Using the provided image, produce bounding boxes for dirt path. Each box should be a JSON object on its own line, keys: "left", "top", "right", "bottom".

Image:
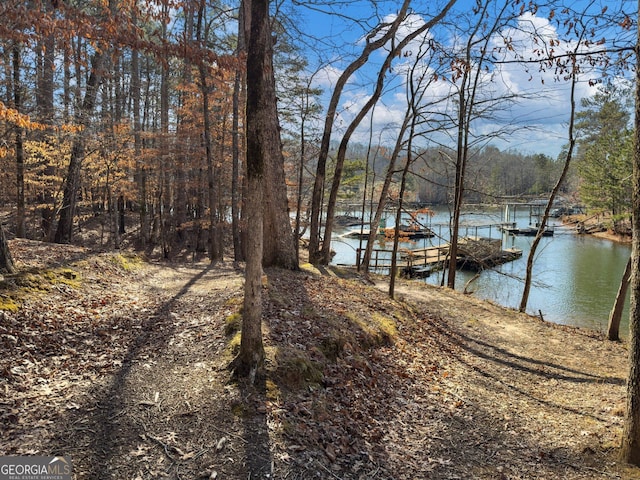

{"left": 2, "top": 240, "right": 640, "bottom": 479}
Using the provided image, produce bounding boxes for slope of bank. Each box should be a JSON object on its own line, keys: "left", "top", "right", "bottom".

{"left": 0, "top": 239, "right": 638, "bottom": 479}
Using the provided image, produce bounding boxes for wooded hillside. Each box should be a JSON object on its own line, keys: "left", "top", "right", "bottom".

{"left": 0, "top": 239, "right": 637, "bottom": 479}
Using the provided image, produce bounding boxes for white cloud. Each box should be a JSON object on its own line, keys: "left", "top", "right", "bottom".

{"left": 313, "top": 64, "right": 345, "bottom": 90}
{"left": 306, "top": 7, "right": 611, "bottom": 158}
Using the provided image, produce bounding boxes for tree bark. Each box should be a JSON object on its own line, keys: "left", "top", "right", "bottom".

{"left": 12, "top": 44, "right": 25, "bottom": 238}
{"left": 0, "top": 225, "right": 16, "bottom": 275}
{"left": 259, "top": 36, "right": 297, "bottom": 269}
{"left": 54, "top": 51, "right": 105, "bottom": 243}
{"left": 231, "top": 0, "right": 274, "bottom": 381}
{"left": 620, "top": 1, "right": 640, "bottom": 462}
{"left": 608, "top": 256, "right": 631, "bottom": 341}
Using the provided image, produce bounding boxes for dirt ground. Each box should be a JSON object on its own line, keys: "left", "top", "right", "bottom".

{"left": 1, "top": 238, "right": 639, "bottom": 479}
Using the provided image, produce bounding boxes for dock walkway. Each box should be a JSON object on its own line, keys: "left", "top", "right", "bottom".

{"left": 354, "top": 238, "right": 522, "bottom": 278}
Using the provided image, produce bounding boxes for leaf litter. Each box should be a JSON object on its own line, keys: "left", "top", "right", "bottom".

{"left": 0, "top": 238, "right": 638, "bottom": 479}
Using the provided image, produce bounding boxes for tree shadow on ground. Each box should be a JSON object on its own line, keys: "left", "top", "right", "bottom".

{"left": 50, "top": 265, "right": 214, "bottom": 478}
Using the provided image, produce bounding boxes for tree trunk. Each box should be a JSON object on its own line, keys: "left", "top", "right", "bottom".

{"left": 159, "top": 0, "right": 171, "bottom": 258}
{"left": 308, "top": 0, "right": 412, "bottom": 264}
{"left": 319, "top": 4, "right": 456, "bottom": 266}
{"left": 608, "top": 256, "right": 631, "bottom": 341}
{"left": 231, "top": 28, "right": 245, "bottom": 262}
{"left": 55, "top": 51, "right": 105, "bottom": 244}
{"left": 118, "top": 194, "right": 125, "bottom": 235}
{"left": 12, "top": 45, "right": 25, "bottom": 238}
{"left": 130, "top": 12, "right": 148, "bottom": 248}
{"left": 361, "top": 114, "right": 411, "bottom": 273}
{"left": 294, "top": 107, "right": 306, "bottom": 265}
{"left": 196, "top": 2, "right": 223, "bottom": 263}
{"left": 230, "top": 0, "right": 274, "bottom": 381}
{"left": 620, "top": 2, "right": 640, "bottom": 462}
{"left": 260, "top": 60, "right": 297, "bottom": 268}
{"left": 519, "top": 45, "right": 579, "bottom": 313}
{"left": 0, "top": 225, "right": 16, "bottom": 275}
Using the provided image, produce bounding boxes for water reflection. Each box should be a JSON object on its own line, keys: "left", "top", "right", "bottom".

{"left": 330, "top": 206, "right": 631, "bottom": 334}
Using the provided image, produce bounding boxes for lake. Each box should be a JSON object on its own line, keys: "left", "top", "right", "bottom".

{"left": 330, "top": 205, "right": 631, "bottom": 335}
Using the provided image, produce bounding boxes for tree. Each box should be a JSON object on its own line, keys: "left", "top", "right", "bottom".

{"left": 307, "top": 0, "right": 413, "bottom": 264}
{"left": 519, "top": 68, "right": 577, "bottom": 313}
{"left": 620, "top": 0, "right": 640, "bottom": 464}
{"left": 320, "top": 1, "right": 459, "bottom": 266}
{"left": 259, "top": 36, "right": 298, "bottom": 270}
{"left": 518, "top": 4, "right": 591, "bottom": 314}
{"left": 0, "top": 224, "right": 16, "bottom": 274}
{"left": 54, "top": 1, "right": 114, "bottom": 244}
{"left": 196, "top": 0, "right": 223, "bottom": 263}
{"left": 575, "top": 86, "right": 633, "bottom": 225}
{"left": 608, "top": 256, "right": 631, "bottom": 341}
{"left": 578, "top": 130, "right": 632, "bottom": 220}
{"left": 231, "top": 0, "right": 275, "bottom": 380}
{"left": 389, "top": 40, "right": 429, "bottom": 299}
{"left": 446, "top": 0, "right": 515, "bottom": 289}
{"left": 231, "top": 0, "right": 248, "bottom": 263}
{"left": 12, "top": 43, "right": 25, "bottom": 238}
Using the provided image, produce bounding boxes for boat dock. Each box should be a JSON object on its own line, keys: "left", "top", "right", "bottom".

{"left": 354, "top": 237, "right": 523, "bottom": 278}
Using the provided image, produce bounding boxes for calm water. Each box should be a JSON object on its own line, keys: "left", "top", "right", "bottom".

{"left": 330, "top": 206, "right": 631, "bottom": 334}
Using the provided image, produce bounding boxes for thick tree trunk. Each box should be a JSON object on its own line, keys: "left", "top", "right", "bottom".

{"left": 620, "top": 5, "right": 640, "bottom": 462}
{"left": 259, "top": 34, "right": 297, "bottom": 269}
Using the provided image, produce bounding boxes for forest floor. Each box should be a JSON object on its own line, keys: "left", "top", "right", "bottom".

{"left": 1, "top": 236, "right": 639, "bottom": 479}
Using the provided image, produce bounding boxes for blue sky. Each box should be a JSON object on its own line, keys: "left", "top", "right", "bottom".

{"left": 286, "top": 0, "right": 636, "bottom": 159}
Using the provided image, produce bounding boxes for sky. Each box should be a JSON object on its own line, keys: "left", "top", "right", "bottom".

{"left": 285, "top": 0, "right": 636, "bottom": 159}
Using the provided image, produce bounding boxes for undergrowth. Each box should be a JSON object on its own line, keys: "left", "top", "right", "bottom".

{"left": 0, "top": 267, "right": 82, "bottom": 312}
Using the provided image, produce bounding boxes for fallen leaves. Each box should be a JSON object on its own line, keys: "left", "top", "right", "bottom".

{"left": 0, "top": 239, "right": 633, "bottom": 479}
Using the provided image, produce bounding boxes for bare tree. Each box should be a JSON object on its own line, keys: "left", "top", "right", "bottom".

{"left": 445, "top": 0, "right": 513, "bottom": 288}
{"left": 519, "top": 6, "right": 591, "bottom": 313}
{"left": 608, "top": 256, "right": 631, "bottom": 341}
{"left": 307, "top": 0, "right": 412, "bottom": 264}
{"left": 12, "top": 43, "right": 25, "bottom": 238}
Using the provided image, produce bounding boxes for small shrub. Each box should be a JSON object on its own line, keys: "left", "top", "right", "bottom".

{"left": 226, "top": 331, "right": 242, "bottom": 357}
{"left": 110, "top": 253, "right": 144, "bottom": 271}
{"left": 224, "top": 312, "right": 242, "bottom": 336}
{"left": 0, "top": 295, "right": 18, "bottom": 312}
{"left": 320, "top": 334, "right": 348, "bottom": 361}
{"left": 275, "top": 347, "right": 324, "bottom": 389}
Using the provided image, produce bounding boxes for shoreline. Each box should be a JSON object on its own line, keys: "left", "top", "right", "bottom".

{"left": 561, "top": 213, "right": 632, "bottom": 245}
